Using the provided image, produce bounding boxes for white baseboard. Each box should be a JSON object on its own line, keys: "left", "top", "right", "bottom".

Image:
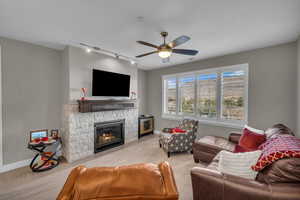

{"left": 126, "top": 137, "right": 138, "bottom": 143}
{"left": 0, "top": 159, "right": 31, "bottom": 173}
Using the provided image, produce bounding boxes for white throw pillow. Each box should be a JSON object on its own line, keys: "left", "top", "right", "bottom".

{"left": 218, "top": 150, "right": 262, "bottom": 180}
{"left": 244, "top": 125, "right": 265, "bottom": 135}
{"left": 265, "top": 128, "right": 280, "bottom": 138}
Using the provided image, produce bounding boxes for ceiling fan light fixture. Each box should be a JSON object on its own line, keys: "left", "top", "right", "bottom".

{"left": 158, "top": 49, "right": 172, "bottom": 58}
{"left": 136, "top": 32, "right": 197, "bottom": 59}
{"left": 85, "top": 48, "right": 92, "bottom": 53}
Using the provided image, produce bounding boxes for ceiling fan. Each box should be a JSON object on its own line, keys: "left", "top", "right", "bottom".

{"left": 136, "top": 32, "right": 198, "bottom": 62}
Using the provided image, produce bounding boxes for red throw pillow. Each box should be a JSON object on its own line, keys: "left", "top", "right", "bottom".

{"left": 172, "top": 128, "right": 186, "bottom": 133}
{"left": 239, "top": 126, "right": 266, "bottom": 151}
{"left": 233, "top": 144, "right": 256, "bottom": 153}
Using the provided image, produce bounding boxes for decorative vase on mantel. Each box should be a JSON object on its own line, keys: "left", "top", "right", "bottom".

{"left": 81, "top": 88, "right": 88, "bottom": 101}
{"left": 130, "top": 91, "right": 136, "bottom": 100}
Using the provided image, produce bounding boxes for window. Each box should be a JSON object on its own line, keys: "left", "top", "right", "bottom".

{"left": 221, "top": 70, "right": 245, "bottom": 121}
{"left": 197, "top": 73, "right": 217, "bottom": 118}
{"left": 164, "top": 77, "right": 177, "bottom": 114}
{"left": 179, "top": 75, "right": 195, "bottom": 114}
{"left": 162, "top": 64, "right": 248, "bottom": 127}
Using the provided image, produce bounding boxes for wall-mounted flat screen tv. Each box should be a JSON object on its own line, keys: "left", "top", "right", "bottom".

{"left": 92, "top": 69, "right": 130, "bottom": 97}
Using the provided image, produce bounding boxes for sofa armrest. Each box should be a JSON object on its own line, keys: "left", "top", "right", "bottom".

{"left": 191, "top": 167, "right": 224, "bottom": 200}
{"left": 191, "top": 167, "right": 300, "bottom": 200}
{"left": 191, "top": 167, "right": 271, "bottom": 200}
{"left": 57, "top": 165, "right": 86, "bottom": 200}
{"left": 228, "top": 132, "right": 242, "bottom": 144}
{"left": 159, "top": 161, "right": 179, "bottom": 199}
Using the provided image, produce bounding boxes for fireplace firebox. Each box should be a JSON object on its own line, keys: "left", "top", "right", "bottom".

{"left": 94, "top": 119, "right": 125, "bottom": 153}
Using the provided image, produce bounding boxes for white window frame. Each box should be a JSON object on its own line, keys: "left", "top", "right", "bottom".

{"left": 162, "top": 63, "right": 248, "bottom": 129}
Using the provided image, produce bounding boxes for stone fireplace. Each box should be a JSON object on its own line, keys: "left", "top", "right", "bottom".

{"left": 62, "top": 103, "right": 138, "bottom": 162}
{"left": 94, "top": 119, "right": 125, "bottom": 153}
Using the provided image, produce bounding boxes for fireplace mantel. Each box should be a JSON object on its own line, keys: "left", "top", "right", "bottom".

{"left": 78, "top": 99, "right": 137, "bottom": 113}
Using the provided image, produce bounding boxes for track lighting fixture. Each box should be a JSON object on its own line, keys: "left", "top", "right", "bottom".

{"left": 80, "top": 43, "right": 138, "bottom": 66}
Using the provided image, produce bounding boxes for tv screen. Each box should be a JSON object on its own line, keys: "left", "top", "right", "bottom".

{"left": 92, "top": 69, "right": 130, "bottom": 97}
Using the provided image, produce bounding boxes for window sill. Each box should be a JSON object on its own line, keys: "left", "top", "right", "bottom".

{"left": 161, "top": 114, "right": 245, "bottom": 129}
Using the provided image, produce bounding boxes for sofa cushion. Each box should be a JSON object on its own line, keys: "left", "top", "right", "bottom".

{"left": 218, "top": 150, "right": 262, "bottom": 180}
{"left": 206, "top": 159, "right": 219, "bottom": 171}
{"left": 271, "top": 123, "right": 295, "bottom": 136}
{"left": 239, "top": 125, "right": 266, "bottom": 150}
{"left": 257, "top": 158, "right": 300, "bottom": 183}
{"left": 197, "top": 136, "right": 235, "bottom": 152}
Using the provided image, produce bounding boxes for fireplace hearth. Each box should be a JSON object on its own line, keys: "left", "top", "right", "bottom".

{"left": 94, "top": 119, "right": 125, "bottom": 153}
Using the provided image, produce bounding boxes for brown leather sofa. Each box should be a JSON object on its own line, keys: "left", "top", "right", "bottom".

{"left": 57, "top": 161, "right": 178, "bottom": 200}
{"left": 191, "top": 132, "right": 300, "bottom": 200}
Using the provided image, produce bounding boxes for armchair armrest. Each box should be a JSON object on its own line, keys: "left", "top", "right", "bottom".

{"left": 228, "top": 132, "right": 242, "bottom": 144}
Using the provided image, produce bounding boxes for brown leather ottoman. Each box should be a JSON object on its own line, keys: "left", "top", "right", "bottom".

{"left": 192, "top": 135, "right": 236, "bottom": 163}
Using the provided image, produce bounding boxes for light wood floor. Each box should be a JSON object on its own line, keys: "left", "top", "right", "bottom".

{"left": 0, "top": 135, "right": 202, "bottom": 200}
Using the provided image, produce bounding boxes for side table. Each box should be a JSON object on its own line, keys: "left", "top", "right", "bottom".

{"left": 27, "top": 138, "right": 61, "bottom": 172}
{"left": 138, "top": 115, "right": 154, "bottom": 139}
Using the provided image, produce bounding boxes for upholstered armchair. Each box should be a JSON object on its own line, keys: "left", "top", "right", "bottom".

{"left": 159, "top": 119, "right": 199, "bottom": 157}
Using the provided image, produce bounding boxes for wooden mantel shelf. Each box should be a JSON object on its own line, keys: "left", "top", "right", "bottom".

{"left": 77, "top": 99, "right": 137, "bottom": 113}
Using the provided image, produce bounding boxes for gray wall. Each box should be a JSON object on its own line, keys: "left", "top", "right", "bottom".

{"left": 61, "top": 47, "right": 70, "bottom": 105}
{"left": 147, "top": 42, "right": 298, "bottom": 138}
{"left": 138, "top": 69, "right": 147, "bottom": 115}
{"left": 0, "top": 37, "right": 63, "bottom": 164}
{"left": 66, "top": 46, "right": 138, "bottom": 102}
{"left": 298, "top": 36, "right": 300, "bottom": 134}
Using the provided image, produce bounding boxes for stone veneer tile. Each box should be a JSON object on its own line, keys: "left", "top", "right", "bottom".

{"left": 62, "top": 104, "right": 138, "bottom": 162}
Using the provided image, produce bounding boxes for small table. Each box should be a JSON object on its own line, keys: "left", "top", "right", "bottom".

{"left": 138, "top": 115, "right": 154, "bottom": 139}
{"left": 27, "top": 139, "right": 61, "bottom": 172}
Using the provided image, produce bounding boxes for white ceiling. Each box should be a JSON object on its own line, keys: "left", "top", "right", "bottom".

{"left": 1, "top": 0, "right": 300, "bottom": 70}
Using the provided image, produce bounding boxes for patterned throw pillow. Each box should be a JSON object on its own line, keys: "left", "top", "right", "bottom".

{"left": 252, "top": 135, "right": 300, "bottom": 171}
{"left": 218, "top": 150, "right": 262, "bottom": 180}
{"left": 252, "top": 151, "right": 300, "bottom": 171}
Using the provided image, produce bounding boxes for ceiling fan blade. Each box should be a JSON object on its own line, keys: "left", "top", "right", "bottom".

{"left": 162, "top": 57, "right": 170, "bottom": 63}
{"left": 172, "top": 49, "right": 198, "bottom": 56}
{"left": 137, "top": 41, "right": 158, "bottom": 48}
{"left": 136, "top": 51, "right": 158, "bottom": 58}
{"left": 168, "top": 36, "right": 190, "bottom": 48}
